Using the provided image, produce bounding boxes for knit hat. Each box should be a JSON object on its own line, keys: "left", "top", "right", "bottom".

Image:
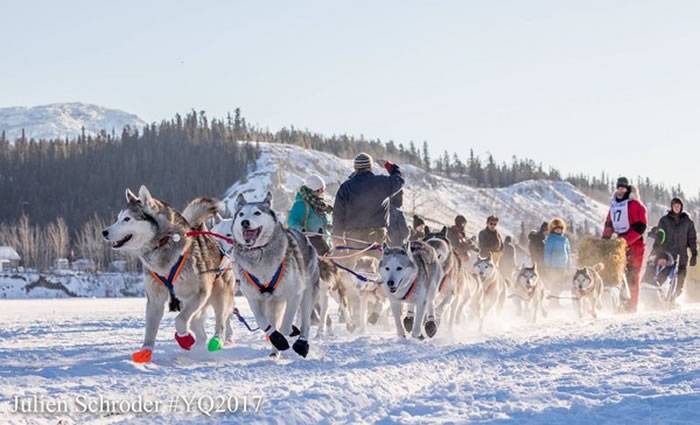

{"left": 353, "top": 152, "right": 373, "bottom": 171}
{"left": 455, "top": 215, "right": 467, "bottom": 226}
{"left": 304, "top": 174, "right": 325, "bottom": 192}
{"left": 413, "top": 215, "right": 425, "bottom": 228}
{"left": 616, "top": 177, "right": 630, "bottom": 189}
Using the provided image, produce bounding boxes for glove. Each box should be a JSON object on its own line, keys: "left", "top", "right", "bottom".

{"left": 691, "top": 255, "right": 697, "bottom": 267}
{"left": 383, "top": 160, "right": 396, "bottom": 173}
{"left": 610, "top": 233, "right": 618, "bottom": 240}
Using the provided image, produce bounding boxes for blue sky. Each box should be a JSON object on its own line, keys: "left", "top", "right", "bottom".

{"left": 2, "top": 0, "right": 699, "bottom": 196}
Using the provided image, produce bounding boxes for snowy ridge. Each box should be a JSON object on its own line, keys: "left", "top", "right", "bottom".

{"left": 223, "top": 143, "right": 609, "bottom": 236}
{"left": 0, "top": 102, "right": 146, "bottom": 142}
{"left": 0, "top": 272, "right": 143, "bottom": 299}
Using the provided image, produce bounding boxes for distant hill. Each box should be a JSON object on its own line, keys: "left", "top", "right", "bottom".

{"left": 0, "top": 102, "right": 146, "bottom": 141}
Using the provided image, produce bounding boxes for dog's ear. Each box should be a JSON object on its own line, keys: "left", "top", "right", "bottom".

{"left": 234, "top": 193, "right": 247, "bottom": 212}
{"left": 440, "top": 226, "right": 447, "bottom": 237}
{"left": 382, "top": 242, "right": 389, "bottom": 252}
{"left": 262, "top": 192, "right": 273, "bottom": 207}
{"left": 125, "top": 188, "right": 138, "bottom": 203}
{"left": 138, "top": 185, "right": 157, "bottom": 211}
{"left": 424, "top": 225, "right": 431, "bottom": 235}
{"left": 532, "top": 263, "right": 538, "bottom": 272}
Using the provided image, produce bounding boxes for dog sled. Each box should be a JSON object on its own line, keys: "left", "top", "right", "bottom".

{"left": 577, "top": 237, "right": 631, "bottom": 313}
{"left": 641, "top": 253, "right": 680, "bottom": 310}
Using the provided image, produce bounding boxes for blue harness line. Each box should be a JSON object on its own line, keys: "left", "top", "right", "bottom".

{"left": 330, "top": 259, "right": 378, "bottom": 283}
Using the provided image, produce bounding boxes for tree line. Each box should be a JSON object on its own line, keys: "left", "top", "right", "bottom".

{"left": 0, "top": 107, "right": 696, "bottom": 270}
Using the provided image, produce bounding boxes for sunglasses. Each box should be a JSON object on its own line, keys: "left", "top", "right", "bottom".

{"left": 488, "top": 222, "right": 498, "bottom": 226}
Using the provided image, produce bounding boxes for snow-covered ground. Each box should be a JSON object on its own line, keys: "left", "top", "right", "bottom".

{"left": 224, "top": 143, "right": 608, "bottom": 237}
{"left": 2, "top": 297, "right": 699, "bottom": 424}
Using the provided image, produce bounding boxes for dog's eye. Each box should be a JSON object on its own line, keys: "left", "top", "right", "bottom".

{"left": 123, "top": 217, "right": 130, "bottom": 222}
{"left": 254, "top": 211, "right": 261, "bottom": 216}
{"left": 385, "top": 267, "right": 390, "bottom": 271}
{"left": 239, "top": 212, "right": 244, "bottom": 217}
{"left": 396, "top": 266, "right": 403, "bottom": 271}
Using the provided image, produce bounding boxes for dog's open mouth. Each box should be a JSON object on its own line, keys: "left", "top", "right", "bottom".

{"left": 112, "top": 234, "right": 133, "bottom": 249}
{"left": 243, "top": 227, "right": 262, "bottom": 245}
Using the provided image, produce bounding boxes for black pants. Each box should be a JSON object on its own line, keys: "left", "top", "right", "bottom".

{"left": 676, "top": 263, "right": 688, "bottom": 297}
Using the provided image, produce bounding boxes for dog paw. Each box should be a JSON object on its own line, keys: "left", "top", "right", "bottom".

{"left": 224, "top": 337, "right": 235, "bottom": 347}
{"left": 368, "top": 312, "right": 379, "bottom": 325}
{"left": 292, "top": 339, "right": 310, "bottom": 358}
{"left": 269, "top": 351, "right": 280, "bottom": 359}
{"left": 424, "top": 320, "right": 438, "bottom": 338}
{"left": 403, "top": 316, "right": 414, "bottom": 333}
{"left": 174, "top": 332, "right": 196, "bottom": 351}
{"left": 207, "top": 336, "right": 223, "bottom": 352}
{"left": 414, "top": 334, "right": 425, "bottom": 340}
{"left": 268, "top": 331, "right": 290, "bottom": 351}
{"left": 132, "top": 348, "right": 152, "bottom": 363}
{"left": 289, "top": 325, "right": 301, "bottom": 337}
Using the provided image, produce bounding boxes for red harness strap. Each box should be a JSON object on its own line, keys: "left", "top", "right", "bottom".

{"left": 438, "top": 267, "right": 452, "bottom": 293}
{"left": 401, "top": 274, "right": 419, "bottom": 301}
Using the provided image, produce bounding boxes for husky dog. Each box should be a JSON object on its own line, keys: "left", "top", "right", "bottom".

{"left": 379, "top": 241, "right": 443, "bottom": 339}
{"left": 572, "top": 263, "right": 605, "bottom": 318}
{"left": 511, "top": 265, "right": 547, "bottom": 323}
{"left": 470, "top": 255, "right": 507, "bottom": 331}
{"left": 424, "top": 226, "right": 475, "bottom": 329}
{"left": 103, "top": 186, "right": 235, "bottom": 363}
{"left": 229, "top": 192, "right": 320, "bottom": 358}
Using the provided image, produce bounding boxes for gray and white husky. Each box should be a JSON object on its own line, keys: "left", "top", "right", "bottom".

{"left": 511, "top": 264, "right": 547, "bottom": 323}
{"left": 424, "top": 226, "right": 476, "bottom": 329}
{"left": 229, "top": 192, "right": 320, "bottom": 358}
{"left": 379, "top": 241, "right": 443, "bottom": 339}
{"left": 103, "top": 186, "right": 236, "bottom": 363}
{"left": 470, "top": 255, "right": 507, "bottom": 331}
{"left": 572, "top": 263, "right": 605, "bottom": 319}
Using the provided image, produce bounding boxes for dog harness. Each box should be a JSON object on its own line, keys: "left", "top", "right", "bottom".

{"left": 401, "top": 274, "right": 419, "bottom": 301}
{"left": 240, "top": 258, "right": 287, "bottom": 294}
{"left": 438, "top": 266, "right": 452, "bottom": 293}
{"left": 150, "top": 250, "right": 190, "bottom": 297}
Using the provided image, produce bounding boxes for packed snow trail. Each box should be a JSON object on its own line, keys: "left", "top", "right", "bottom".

{"left": 1, "top": 298, "right": 699, "bottom": 424}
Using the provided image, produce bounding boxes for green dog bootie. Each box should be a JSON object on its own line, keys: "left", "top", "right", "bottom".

{"left": 208, "top": 336, "right": 223, "bottom": 352}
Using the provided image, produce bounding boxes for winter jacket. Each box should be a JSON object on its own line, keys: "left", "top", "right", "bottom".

{"left": 654, "top": 211, "right": 697, "bottom": 265}
{"left": 501, "top": 240, "right": 517, "bottom": 272}
{"left": 332, "top": 163, "right": 404, "bottom": 233}
{"left": 447, "top": 224, "right": 476, "bottom": 258}
{"left": 602, "top": 188, "right": 648, "bottom": 249}
{"left": 388, "top": 207, "right": 410, "bottom": 245}
{"left": 478, "top": 228, "right": 503, "bottom": 257}
{"left": 544, "top": 233, "right": 571, "bottom": 269}
{"left": 528, "top": 231, "right": 546, "bottom": 265}
{"left": 287, "top": 192, "right": 332, "bottom": 244}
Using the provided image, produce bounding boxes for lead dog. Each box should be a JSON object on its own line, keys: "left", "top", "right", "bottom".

{"left": 572, "top": 263, "right": 605, "bottom": 318}
{"left": 511, "top": 265, "right": 547, "bottom": 323}
{"left": 103, "top": 186, "right": 235, "bottom": 363}
{"left": 379, "top": 241, "right": 442, "bottom": 339}
{"left": 229, "top": 192, "right": 320, "bottom": 358}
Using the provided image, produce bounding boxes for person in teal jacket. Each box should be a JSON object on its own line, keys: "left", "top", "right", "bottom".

{"left": 544, "top": 217, "right": 571, "bottom": 270}
{"left": 287, "top": 174, "right": 333, "bottom": 256}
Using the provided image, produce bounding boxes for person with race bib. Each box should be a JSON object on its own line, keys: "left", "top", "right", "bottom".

{"left": 602, "top": 176, "right": 648, "bottom": 313}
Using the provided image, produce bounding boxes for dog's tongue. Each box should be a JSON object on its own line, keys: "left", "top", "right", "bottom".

{"left": 243, "top": 228, "right": 259, "bottom": 241}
